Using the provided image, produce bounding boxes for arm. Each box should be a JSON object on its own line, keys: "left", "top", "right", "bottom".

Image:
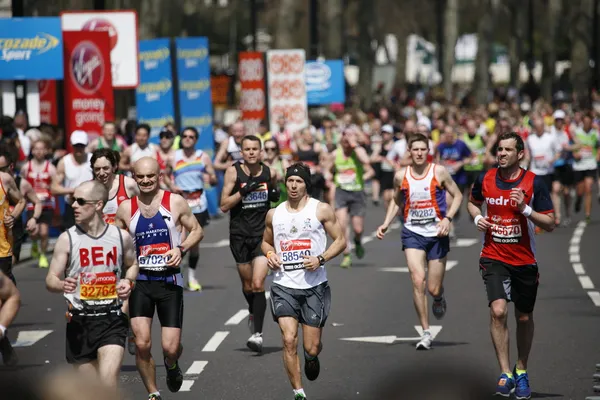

{"left": 354, "top": 146, "right": 375, "bottom": 181}
{"left": 161, "top": 159, "right": 180, "bottom": 193}
{"left": 163, "top": 194, "right": 204, "bottom": 267}
{"left": 124, "top": 176, "right": 140, "bottom": 197}
{"left": 114, "top": 199, "right": 131, "bottom": 230}
{"left": 315, "top": 202, "right": 346, "bottom": 263}
{"left": 21, "top": 179, "right": 41, "bottom": 232}
{"left": 467, "top": 173, "right": 493, "bottom": 232}
{"left": 437, "top": 165, "right": 463, "bottom": 220}
{"left": 50, "top": 158, "right": 75, "bottom": 196}
{"left": 202, "top": 153, "right": 218, "bottom": 186}
{"left": 220, "top": 166, "right": 242, "bottom": 212}
{"left": 116, "top": 231, "right": 139, "bottom": 300}
{"left": 86, "top": 138, "right": 98, "bottom": 153}
{"left": 2, "top": 173, "right": 25, "bottom": 227}
{"left": 0, "top": 271, "right": 20, "bottom": 332}
{"left": 261, "top": 209, "right": 279, "bottom": 269}
{"left": 45, "top": 233, "right": 77, "bottom": 293}
{"left": 213, "top": 140, "right": 231, "bottom": 171}
{"left": 510, "top": 176, "right": 556, "bottom": 232}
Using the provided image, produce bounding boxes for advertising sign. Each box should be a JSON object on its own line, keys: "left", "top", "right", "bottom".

{"left": 211, "top": 75, "right": 231, "bottom": 106}
{"left": 266, "top": 49, "right": 308, "bottom": 135}
{"left": 39, "top": 80, "right": 58, "bottom": 124}
{"left": 239, "top": 52, "right": 266, "bottom": 135}
{"left": 136, "top": 38, "right": 175, "bottom": 141}
{"left": 63, "top": 31, "right": 115, "bottom": 151}
{"left": 0, "top": 17, "right": 64, "bottom": 80}
{"left": 306, "top": 60, "right": 345, "bottom": 105}
{"left": 61, "top": 10, "right": 139, "bottom": 88}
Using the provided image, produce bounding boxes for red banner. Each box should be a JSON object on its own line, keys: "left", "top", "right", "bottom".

{"left": 238, "top": 52, "right": 266, "bottom": 135}
{"left": 63, "top": 31, "right": 114, "bottom": 151}
{"left": 38, "top": 80, "right": 58, "bottom": 125}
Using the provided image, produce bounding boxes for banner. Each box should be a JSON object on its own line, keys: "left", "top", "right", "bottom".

{"left": 306, "top": 60, "right": 345, "bottom": 105}
{"left": 0, "top": 17, "right": 64, "bottom": 80}
{"left": 211, "top": 75, "right": 231, "bottom": 106}
{"left": 63, "top": 31, "right": 115, "bottom": 151}
{"left": 266, "top": 49, "right": 308, "bottom": 135}
{"left": 175, "top": 37, "right": 213, "bottom": 153}
{"left": 239, "top": 52, "right": 266, "bottom": 135}
{"left": 136, "top": 38, "right": 175, "bottom": 142}
{"left": 39, "top": 80, "right": 58, "bottom": 124}
{"left": 61, "top": 11, "right": 139, "bottom": 88}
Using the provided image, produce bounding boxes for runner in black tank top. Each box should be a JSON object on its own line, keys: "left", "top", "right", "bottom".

{"left": 230, "top": 161, "right": 272, "bottom": 235}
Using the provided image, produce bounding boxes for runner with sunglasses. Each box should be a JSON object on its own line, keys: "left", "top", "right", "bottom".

{"left": 115, "top": 157, "right": 204, "bottom": 400}
{"left": 46, "top": 180, "right": 138, "bottom": 388}
{"left": 157, "top": 128, "right": 175, "bottom": 176}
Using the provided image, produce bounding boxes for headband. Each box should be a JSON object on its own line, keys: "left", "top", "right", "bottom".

{"left": 285, "top": 165, "right": 312, "bottom": 189}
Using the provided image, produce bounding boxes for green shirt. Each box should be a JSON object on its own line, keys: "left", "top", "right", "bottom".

{"left": 334, "top": 148, "right": 364, "bottom": 192}
{"left": 462, "top": 133, "right": 485, "bottom": 171}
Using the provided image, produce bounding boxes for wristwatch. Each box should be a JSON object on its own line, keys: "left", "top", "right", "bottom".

{"left": 444, "top": 216, "right": 453, "bottom": 222}
{"left": 177, "top": 245, "right": 187, "bottom": 257}
{"left": 317, "top": 255, "right": 326, "bottom": 266}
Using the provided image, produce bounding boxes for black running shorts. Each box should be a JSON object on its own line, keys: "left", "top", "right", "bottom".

{"left": 194, "top": 210, "right": 210, "bottom": 228}
{"left": 270, "top": 282, "right": 331, "bottom": 328}
{"left": 229, "top": 235, "right": 263, "bottom": 264}
{"left": 479, "top": 257, "right": 539, "bottom": 313}
{"left": 27, "top": 209, "right": 54, "bottom": 226}
{"left": 66, "top": 312, "right": 128, "bottom": 364}
{"left": 129, "top": 279, "right": 184, "bottom": 328}
{"left": 0, "top": 256, "right": 15, "bottom": 285}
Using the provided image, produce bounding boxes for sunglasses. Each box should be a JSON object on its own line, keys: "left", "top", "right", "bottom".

{"left": 71, "top": 197, "right": 100, "bottom": 206}
{"left": 182, "top": 134, "right": 196, "bottom": 140}
{"left": 160, "top": 132, "right": 173, "bottom": 139}
{"left": 265, "top": 147, "right": 277, "bottom": 152}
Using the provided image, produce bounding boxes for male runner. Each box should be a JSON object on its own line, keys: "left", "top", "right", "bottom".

{"left": 115, "top": 157, "right": 203, "bottom": 400}
{"left": 467, "top": 132, "right": 555, "bottom": 398}
{"left": 164, "top": 127, "right": 217, "bottom": 291}
{"left": 0, "top": 270, "right": 21, "bottom": 366}
{"left": 214, "top": 121, "right": 245, "bottom": 171}
{"left": 220, "top": 135, "right": 278, "bottom": 353}
{"left": 376, "top": 133, "right": 463, "bottom": 350}
{"left": 120, "top": 124, "right": 160, "bottom": 173}
{"left": 262, "top": 163, "right": 345, "bottom": 400}
{"left": 45, "top": 181, "right": 139, "bottom": 388}
{"left": 572, "top": 114, "right": 598, "bottom": 222}
{"left": 87, "top": 121, "right": 127, "bottom": 153}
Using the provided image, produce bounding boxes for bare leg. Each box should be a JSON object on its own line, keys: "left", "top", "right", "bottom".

{"left": 278, "top": 316, "right": 302, "bottom": 389}
{"left": 131, "top": 317, "right": 157, "bottom": 393}
{"left": 97, "top": 344, "right": 125, "bottom": 388}
{"left": 489, "top": 299, "right": 511, "bottom": 374}
{"left": 515, "top": 310, "right": 534, "bottom": 370}
{"left": 405, "top": 248, "right": 429, "bottom": 330}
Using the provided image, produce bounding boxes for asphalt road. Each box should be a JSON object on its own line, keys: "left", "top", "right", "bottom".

{"left": 4, "top": 201, "right": 600, "bottom": 400}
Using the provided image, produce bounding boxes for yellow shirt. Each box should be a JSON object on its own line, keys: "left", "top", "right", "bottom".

{"left": 0, "top": 179, "right": 13, "bottom": 258}
{"left": 257, "top": 131, "right": 272, "bottom": 145}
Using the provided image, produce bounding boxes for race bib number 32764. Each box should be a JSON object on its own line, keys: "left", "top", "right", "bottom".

{"left": 79, "top": 271, "right": 117, "bottom": 300}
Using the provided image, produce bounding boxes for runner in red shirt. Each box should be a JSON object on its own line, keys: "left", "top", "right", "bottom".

{"left": 468, "top": 132, "right": 555, "bottom": 399}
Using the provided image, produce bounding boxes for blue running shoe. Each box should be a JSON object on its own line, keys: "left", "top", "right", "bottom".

{"left": 495, "top": 373, "right": 515, "bottom": 397}
{"left": 513, "top": 367, "right": 532, "bottom": 399}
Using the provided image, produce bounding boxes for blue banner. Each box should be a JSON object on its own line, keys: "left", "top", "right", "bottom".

{"left": 0, "top": 17, "right": 64, "bottom": 80}
{"left": 306, "top": 60, "right": 345, "bottom": 105}
{"left": 136, "top": 39, "right": 175, "bottom": 142}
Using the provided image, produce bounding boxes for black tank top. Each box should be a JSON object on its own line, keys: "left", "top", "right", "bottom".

{"left": 296, "top": 145, "right": 320, "bottom": 166}
{"left": 230, "top": 162, "right": 271, "bottom": 236}
{"left": 12, "top": 176, "right": 24, "bottom": 240}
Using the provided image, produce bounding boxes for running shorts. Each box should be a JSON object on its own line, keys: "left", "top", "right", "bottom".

{"left": 553, "top": 165, "right": 574, "bottom": 186}
{"left": 573, "top": 168, "right": 597, "bottom": 183}
{"left": 0, "top": 256, "right": 15, "bottom": 285}
{"left": 479, "top": 257, "right": 539, "bottom": 313}
{"left": 335, "top": 189, "right": 366, "bottom": 217}
{"left": 66, "top": 312, "right": 128, "bottom": 364}
{"left": 194, "top": 210, "right": 210, "bottom": 228}
{"left": 270, "top": 282, "right": 331, "bottom": 328}
{"left": 229, "top": 235, "right": 263, "bottom": 264}
{"left": 27, "top": 209, "right": 54, "bottom": 226}
{"left": 401, "top": 227, "right": 450, "bottom": 261}
{"left": 129, "top": 271, "right": 184, "bottom": 328}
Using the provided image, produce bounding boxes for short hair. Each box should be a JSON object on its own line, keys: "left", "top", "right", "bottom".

{"left": 91, "top": 148, "right": 120, "bottom": 170}
{"left": 103, "top": 121, "right": 116, "bottom": 128}
{"left": 408, "top": 133, "right": 429, "bottom": 149}
{"left": 0, "top": 143, "right": 17, "bottom": 166}
{"left": 136, "top": 123, "right": 151, "bottom": 134}
{"left": 241, "top": 135, "right": 262, "bottom": 149}
{"left": 497, "top": 132, "right": 525, "bottom": 153}
{"left": 182, "top": 126, "right": 199, "bottom": 139}
{"left": 264, "top": 138, "right": 279, "bottom": 153}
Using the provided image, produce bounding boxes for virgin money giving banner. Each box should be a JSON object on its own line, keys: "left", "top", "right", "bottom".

{"left": 239, "top": 52, "right": 266, "bottom": 135}
{"left": 38, "top": 80, "right": 58, "bottom": 124}
{"left": 306, "top": 60, "right": 345, "bottom": 105}
{"left": 61, "top": 10, "right": 139, "bottom": 88}
{"left": 266, "top": 49, "right": 308, "bottom": 134}
{"left": 63, "top": 31, "right": 115, "bottom": 151}
{"left": 136, "top": 39, "right": 175, "bottom": 142}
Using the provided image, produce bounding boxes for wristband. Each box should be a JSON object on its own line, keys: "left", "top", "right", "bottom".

{"left": 0, "top": 324, "right": 6, "bottom": 337}
{"left": 125, "top": 278, "right": 135, "bottom": 291}
{"left": 474, "top": 215, "right": 484, "bottom": 226}
{"left": 266, "top": 251, "right": 275, "bottom": 259}
{"left": 521, "top": 204, "right": 533, "bottom": 217}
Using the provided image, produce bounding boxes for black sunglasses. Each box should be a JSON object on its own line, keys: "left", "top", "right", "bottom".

{"left": 71, "top": 197, "right": 101, "bottom": 206}
{"left": 160, "top": 132, "right": 174, "bottom": 139}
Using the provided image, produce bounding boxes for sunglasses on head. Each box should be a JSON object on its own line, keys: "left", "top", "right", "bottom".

{"left": 71, "top": 197, "right": 100, "bottom": 206}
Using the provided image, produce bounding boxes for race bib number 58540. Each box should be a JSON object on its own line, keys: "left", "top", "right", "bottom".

{"left": 280, "top": 239, "right": 311, "bottom": 271}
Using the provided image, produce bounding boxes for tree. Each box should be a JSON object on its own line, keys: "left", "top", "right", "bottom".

{"left": 473, "top": 0, "right": 498, "bottom": 105}
{"left": 443, "top": 0, "right": 459, "bottom": 101}
{"left": 541, "top": 0, "right": 561, "bottom": 101}
{"left": 569, "top": 0, "right": 594, "bottom": 108}
{"left": 323, "top": 0, "right": 343, "bottom": 58}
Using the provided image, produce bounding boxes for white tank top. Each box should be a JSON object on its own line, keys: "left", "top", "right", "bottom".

{"left": 64, "top": 153, "right": 93, "bottom": 189}
{"left": 400, "top": 164, "right": 446, "bottom": 237}
{"left": 130, "top": 143, "right": 158, "bottom": 164}
{"left": 64, "top": 224, "right": 124, "bottom": 313}
{"left": 272, "top": 198, "right": 327, "bottom": 289}
{"left": 227, "top": 136, "right": 243, "bottom": 162}
{"left": 526, "top": 133, "right": 556, "bottom": 176}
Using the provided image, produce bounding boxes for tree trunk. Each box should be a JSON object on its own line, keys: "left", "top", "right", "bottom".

{"left": 473, "top": 0, "right": 496, "bottom": 105}
{"left": 324, "top": 0, "right": 343, "bottom": 58}
{"left": 508, "top": 0, "right": 524, "bottom": 88}
{"left": 274, "top": 0, "right": 299, "bottom": 49}
{"left": 443, "top": 0, "right": 459, "bottom": 101}
{"left": 541, "top": 0, "right": 561, "bottom": 101}
{"left": 570, "top": 0, "right": 594, "bottom": 108}
{"left": 355, "top": 0, "right": 375, "bottom": 110}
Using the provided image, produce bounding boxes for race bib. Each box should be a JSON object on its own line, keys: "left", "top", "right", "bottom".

{"left": 242, "top": 182, "right": 268, "bottom": 204}
{"left": 337, "top": 169, "right": 357, "bottom": 185}
{"left": 80, "top": 272, "right": 117, "bottom": 301}
{"left": 408, "top": 200, "right": 436, "bottom": 225}
{"left": 280, "top": 239, "right": 311, "bottom": 272}
{"left": 490, "top": 223, "right": 522, "bottom": 244}
{"left": 533, "top": 155, "right": 549, "bottom": 169}
{"left": 580, "top": 146, "right": 594, "bottom": 159}
{"left": 184, "top": 190, "right": 203, "bottom": 209}
{"left": 103, "top": 213, "right": 116, "bottom": 225}
{"left": 35, "top": 189, "right": 49, "bottom": 202}
{"left": 444, "top": 160, "right": 458, "bottom": 175}
{"left": 138, "top": 243, "right": 170, "bottom": 270}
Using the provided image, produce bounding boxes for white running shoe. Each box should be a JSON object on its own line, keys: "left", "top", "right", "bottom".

{"left": 416, "top": 331, "right": 432, "bottom": 350}
{"left": 246, "top": 332, "right": 263, "bottom": 353}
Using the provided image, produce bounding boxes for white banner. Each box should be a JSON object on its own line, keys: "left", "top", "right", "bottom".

{"left": 61, "top": 10, "right": 139, "bottom": 89}
{"left": 266, "top": 49, "right": 308, "bottom": 135}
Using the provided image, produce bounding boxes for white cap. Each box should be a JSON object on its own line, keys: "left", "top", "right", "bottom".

{"left": 417, "top": 116, "right": 432, "bottom": 131}
{"left": 70, "top": 130, "right": 89, "bottom": 146}
{"left": 381, "top": 124, "right": 394, "bottom": 134}
{"left": 553, "top": 110, "right": 566, "bottom": 120}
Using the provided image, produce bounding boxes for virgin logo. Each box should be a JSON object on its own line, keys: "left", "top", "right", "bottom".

{"left": 280, "top": 240, "right": 291, "bottom": 252}
{"left": 82, "top": 18, "right": 118, "bottom": 50}
{"left": 70, "top": 41, "right": 105, "bottom": 95}
{"left": 81, "top": 272, "right": 96, "bottom": 285}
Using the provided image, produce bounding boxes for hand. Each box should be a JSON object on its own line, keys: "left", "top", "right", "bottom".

{"left": 164, "top": 247, "right": 182, "bottom": 267}
{"left": 171, "top": 185, "right": 184, "bottom": 195}
{"left": 239, "top": 179, "right": 261, "bottom": 197}
{"left": 202, "top": 173, "right": 211, "bottom": 185}
{"left": 509, "top": 188, "right": 527, "bottom": 212}
{"left": 475, "top": 215, "right": 492, "bottom": 232}
{"left": 303, "top": 255, "right": 321, "bottom": 271}
{"left": 63, "top": 277, "right": 78, "bottom": 294}
{"left": 266, "top": 252, "right": 282, "bottom": 270}
{"left": 3, "top": 215, "right": 14, "bottom": 229}
{"left": 116, "top": 279, "right": 133, "bottom": 300}
{"left": 376, "top": 224, "right": 389, "bottom": 239}
{"left": 436, "top": 217, "right": 451, "bottom": 237}
{"left": 26, "top": 218, "right": 38, "bottom": 234}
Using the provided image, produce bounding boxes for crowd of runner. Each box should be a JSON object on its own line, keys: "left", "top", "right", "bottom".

{"left": 0, "top": 97, "right": 597, "bottom": 399}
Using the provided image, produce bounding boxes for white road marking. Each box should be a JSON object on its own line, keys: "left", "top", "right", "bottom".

{"left": 180, "top": 380, "right": 195, "bottom": 392}
{"left": 579, "top": 276, "right": 595, "bottom": 290}
{"left": 12, "top": 330, "right": 53, "bottom": 347}
{"left": 446, "top": 261, "right": 458, "bottom": 270}
{"left": 572, "top": 263, "right": 586, "bottom": 275}
{"left": 266, "top": 291, "right": 270, "bottom": 300}
{"left": 588, "top": 291, "right": 600, "bottom": 307}
{"left": 570, "top": 254, "right": 581, "bottom": 263}
{"left": 455, "top": 238, "right": 478, "bottom": 247}
{"left": 568, "top": 222, "right": 599, "bottom": 306}
{"left": 340, "top": 335, "right": 397, "bottom": 344}
{"left": 569, "top": 245, "right": 579, "bottom": 254}
{"left": 340, "top": 326, "right": 442, "bottom": 344}
{"left": 202, "top": 331, "right": 230, "bottom": 352}
{"left": 200, "top": 239, "right": 230, "bottom": 248}
{"left": 570, "top": 236, "right": 581, "bottom": 245}
{"left": 414, "top": 325, "right": 443, "bottom": 340}
{"left": 225, "top": 309, "right": 249, "bottom": 326}
{"left": 185, "top": 361, "right": 208, "bottom": 375}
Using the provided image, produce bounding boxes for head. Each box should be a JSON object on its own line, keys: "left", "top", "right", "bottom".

{"left": 91, "top": 148, "right": 120, "bottom": 185}
{"left": 13, "top": 111, "right": 27, "bottom": 130}
{"left": 408, "top": 133, "right": 430, "bottom": 166}
{"left": 583, "top": 114, "right": 593, "bottom": 131}
{"left": 180, "top": 127, "right": 198, "bottom": 150}
{"left": 241, "top": 135, "right": 262, "bottom": 165}
{"left": 285, "top": 163, "right": 311, "bottom": 200}
{"left": 263, "top": 138, "right": 280, "bottom": 162}
{"left": 533, "top": 116, "right": 545, "bottom": 135}
{"left": 301, "top": 128, "right": 314, "bottom": 145}
{"left": 258, "top": 120, "right": 268, "bottom": 135}
{"left": 159, "top": 127, "right": 174, "bottom": 150}
{"left": 340, "top": 126, "right": 358, "bottom": 150}
{"left": 231, "top": 121, "right": 245, "bottom": 142}
{"left": 403, "top": 120, "right": 416, "bottom": 135}
{"left": 102, "top": 121, "right": 117, "bottom": 141}
{"left": 553, "top": 110, "right": 565, "bottom": 130}
{"left": 135, "top": 124, "right": 151, "bottom": 147}
{"left": 31, "top": 139, "right": 50, "bottom": 162}
{"left": 0, "top": 143, "right": 17, "bottom": 175}
{"left": 496, "top": 132, "right": 525, "bottom": 170}
{"left": 442, "top": 125, "right": 456, "bottom": 144}
{"left": 70, "top": 130, "right": 89, "bottom": 156}
{"left": 465, "top": 119, "right": 477, "bottom": 136}
{"left": 132, "top": 157, "right": 161, "bottom": 195}
{"left": 71, "top": 181, "right": 108, "bottom": 225}
{"left": 164, "top": 122, "right": 177, "bottom": 134}
{"left": 381, "top": 125, "right": 394, "bottom": 142}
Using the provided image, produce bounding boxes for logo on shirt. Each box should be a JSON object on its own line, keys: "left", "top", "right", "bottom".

{"left": 303, "top": 218, "right": 311, "bottom": 231}
{"left": 139, "top": 243, "right": 170, "bottom": 256}
{"left": 492, "top": 215, "right": 502, "bottom": 224}
{"left": 148, "top": 223, "right": 154, "bottom": 229}
{"left": 118, "top": 196, "right": 127, "bottom": 201}
{"left": 486, "top": 195, "right": 518, "bottom": 208}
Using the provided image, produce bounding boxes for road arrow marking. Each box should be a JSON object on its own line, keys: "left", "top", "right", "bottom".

{"left": 12, "top": 330, "right": 53, "bottom": 347}
{"left": 340, "top": 326, "right": 442, "bottom": 344}
{"left": 200, "top": 239, "right": 230, "bottom": 248}
{"left": 455, "top": 238, "right": 478, "bottom": 247}
{"left": 340, "top": 335, "right": 397, "bottom": 344}
{"left": 378, "top": 261, "right": 457, "bottom": 272}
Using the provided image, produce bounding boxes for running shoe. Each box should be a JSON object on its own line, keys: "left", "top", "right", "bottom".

{"left": 165, "top": 359, "right": 183, "bottom": 392}
{"left": 31, "top": 241, "right": 40, "bottom": 259}
{"left": 246, "top": 332, "right": 263, "bottom": 353}
{"left": 513, "top": 367, "right": 531, "bottom": 399}
{"left": 38, "top": 254, "right": 49, "bottom": 269}
{"left": 495, "top": 373, "right": 516, "bottom": 397}
{"left": 148, "top": 394, "right": 162, "bottom": 400}
{"left": 586, "top": 215, "right": 591, "bottom": 224}
{"left": 432, "top": 295, "right": 447, "bottom": 320}
{"left": 340, "top": 254, "right": 352, "bottom": 268}
{"left": 354, "top": 239, "right": 365, "bottom": 259}
{"left": 0, "top": 335, "right": 17, "bottom": 366}
{"left": 187, "top": 278, "right": 202, "bottom": 292}
{"left": 127, "top": 329, "right": 136, "bottom": 356}
{"left": 304, "top": 355, "right": 320, "bottom": 381}
{"left": 415, "top": 331, "right": 432, "bottom": 350}
{"left": 248, "top": 314, "right": 254, "bottom": 334}
{"left": 294, "top": 394, "right": 307, "bottom": 400}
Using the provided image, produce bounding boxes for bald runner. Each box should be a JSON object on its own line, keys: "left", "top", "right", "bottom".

{"left": 115, "top": 157, "right": 204, "bottom": 400}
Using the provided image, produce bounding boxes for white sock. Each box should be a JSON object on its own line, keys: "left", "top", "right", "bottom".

{"left": 293, "top": 388, "right": 306, "bottom": 396}
{"left": 188, "top": 268, "right": 196, "bottom": 282}
{"left": 149, "top": 391, "right": 160, "bottom": 398}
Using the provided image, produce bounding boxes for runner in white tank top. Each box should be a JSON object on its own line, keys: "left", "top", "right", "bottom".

{"left": 262, "top": 163, "right": 346, "bottom": 399}
{"left": 121, "top": 124, "right": 159, "bottom": 172}
{"left": 45, "top": 180, "right": 138, "bottom": 388}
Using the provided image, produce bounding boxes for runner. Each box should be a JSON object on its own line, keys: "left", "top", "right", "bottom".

{"left": 86, "top": 121, "right": 127, "bottom": 153}
{"left": 462, "top": 118, "right": 488, "bottom": 189}
{"left": 572, "top": 114, "right": 598, "bottom": 222}
{"left": 163, "top": 127, "right": 217, "bottom": 292}
{"left": 20, "top": 139, "right": 56, "bottom": 268}
{"left": 157, "top": 128, "right": 175, "bottom": 176}
{"left": 115, "top": 157, "right": 204, "bottom": 400}
{"left": 0, "top": 270, "right": 20, "bottom": 367}
{"left": 220, "top": 135, "right": 279, "bottom": 353}
{"left": 330, "top": 126, "right": 374, "bottom": 268}
{"left": 45, "top": 180, "right": 139, "bottom": 388}
{"left": 376, "top": 133, "right": 463, "bottom": 350}
{"left": 262, "top": 163, "right": 345, "bottom": 400}
{"left": 549, "top": 110, "right": 574, "bottom": 226}
{"left": 214, "top": 121, "right": 245, "bottom": 171}
{"left": 120, "top": 124, "right": 160, "bottom": 173}
{"left": 467, "top": 132, "right": 555, "bottom": 398}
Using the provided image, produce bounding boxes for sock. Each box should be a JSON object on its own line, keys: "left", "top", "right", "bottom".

{"left": 149, "top": 391, "right": 161, "bottom": 398}
{"left": 164, "top": 356, "right": 178, "bottom": 369}
{"left": 243, "top": 291, "right": 255, "bottom": 314}
{"left": 252, "top": 291, "right": 266, "bottom": 334}
{"left": 188, "top": 267, "right": 196, "bottom": 282}
{"left": 293, "top": 388, "right": 306, "bottom": 396}
{"left": 189, "top": 254, "right": 199, "bottom": 271}
{"left": 515, "top": 368, "right": 526, "bottom": 375}
{"left": 504, "top": 372, "right": 514, "bottom": 379}
{"left": 304, "top": 349, "right": 316, "bottom": 361}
